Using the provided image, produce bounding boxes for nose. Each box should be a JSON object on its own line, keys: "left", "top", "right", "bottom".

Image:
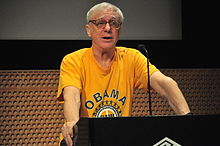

{"left": 104, "top": 22, "right": 111, "bottom": 32}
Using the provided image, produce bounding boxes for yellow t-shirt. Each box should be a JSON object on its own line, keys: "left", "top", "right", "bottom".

{"left": 57, "top": 47, "right": 158, "bottom": 117}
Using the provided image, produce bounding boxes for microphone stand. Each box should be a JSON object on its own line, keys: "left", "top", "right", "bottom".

{"left": 137, "top": 44, "right": 152, "bottom": 116}
{"left": 146, "top": 51, "right": 152, "bottom": 116}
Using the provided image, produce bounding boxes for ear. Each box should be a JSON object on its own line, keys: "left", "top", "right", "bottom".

{"left": 86, "top": 24, "right": 91, "bottom": 37}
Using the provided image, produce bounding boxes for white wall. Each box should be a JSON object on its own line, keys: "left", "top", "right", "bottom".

{"left": 0, "top": 0, "right": 182, "bottom": 40}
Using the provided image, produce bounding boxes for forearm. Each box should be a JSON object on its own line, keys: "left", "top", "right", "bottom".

{"left": 63, "top": 86, "right": 81, "bottom": 125}
{"left": 151, "top": 71, "right": 190, "bottom": 115}
{"left": 161, "top": 78, "right": 190, "bottom": 115}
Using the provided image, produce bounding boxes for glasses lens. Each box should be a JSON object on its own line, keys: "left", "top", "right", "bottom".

{"left": 109, "top": 20, "right": 120, "bottom": 29}
{"left": 90, "top": 19, "right": 121, "bottom": 29}
{"left": 95, "top": 20, "right": 106, "bottom": 29}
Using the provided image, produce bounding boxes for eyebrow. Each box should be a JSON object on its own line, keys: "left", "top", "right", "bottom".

{"left": 95, "top": 15, "right": 117, "bottom": 20}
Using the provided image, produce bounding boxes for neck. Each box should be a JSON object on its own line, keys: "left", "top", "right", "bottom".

{"left": 92, "top": 46, "right": 116, "bottom": 68}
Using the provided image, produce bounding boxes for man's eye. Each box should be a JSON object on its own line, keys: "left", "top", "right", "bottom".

{"left": 110, "top": 21, "right": 116, "bottom": 25}
{"left": 97, "top": 22, "right": 106, "bottom": 25}
{"left": 110, "top": 21, "right": 119, "bottom": 27}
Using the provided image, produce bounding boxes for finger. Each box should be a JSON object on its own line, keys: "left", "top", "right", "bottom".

{"left": 65, "top": 134, "right": 73, "bottom": 146}
{"left": 70, "top": 127, "right": 74, "bottom": 138}
{"left": 62, "top": 127, "right": 72, "bottom": 146}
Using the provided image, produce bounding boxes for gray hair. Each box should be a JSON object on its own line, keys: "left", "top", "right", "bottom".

{"left": 86, "top": 2, "right": 124, "bottom": 23}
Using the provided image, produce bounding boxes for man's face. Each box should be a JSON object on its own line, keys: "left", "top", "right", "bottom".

{"left": 86, "top": 10, "right": 122, "bottom": 50}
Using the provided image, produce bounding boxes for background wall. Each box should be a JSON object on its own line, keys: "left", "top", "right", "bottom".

{"left": 0, "top": 1, "right": 219, "bottom": 69}
{"left": 0, "top": 0, "right": 181, "bottom": 40}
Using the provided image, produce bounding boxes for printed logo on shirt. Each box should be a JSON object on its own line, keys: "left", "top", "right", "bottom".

{"left": 93, "top": 101, "right": 122, "bottom": 117}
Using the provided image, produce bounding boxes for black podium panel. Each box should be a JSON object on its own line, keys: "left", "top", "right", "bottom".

{"left": 77, "top": 115, "right": 220, "bottom": 146}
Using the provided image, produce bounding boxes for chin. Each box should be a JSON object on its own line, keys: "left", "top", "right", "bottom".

{"left": 92, "top": 39, "right": 118, "bottom": 50}
{"left": 102, "top": 44, "right": 116, "bottom": 50}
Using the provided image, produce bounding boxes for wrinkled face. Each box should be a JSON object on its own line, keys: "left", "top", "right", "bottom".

{"left": 86, "top": 9, "right": 122, "bottom": 50}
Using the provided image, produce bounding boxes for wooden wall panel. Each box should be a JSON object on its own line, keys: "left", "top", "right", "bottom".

{"left": 0, "top": 69, "right": 219, "bottom": 145}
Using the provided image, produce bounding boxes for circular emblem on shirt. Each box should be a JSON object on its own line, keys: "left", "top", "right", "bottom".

{"left": 93, "top": 101, "right": 122, "bottom": 117}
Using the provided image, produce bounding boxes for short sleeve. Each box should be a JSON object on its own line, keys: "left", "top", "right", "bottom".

{"left": 57, "top": 54, "right": 82, "bottom": 101}
{"left": 134, "top": 51, "right": 159, "bottom": 89}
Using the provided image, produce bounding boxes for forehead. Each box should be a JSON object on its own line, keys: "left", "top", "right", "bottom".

{"left": 91, "top": 9, "right": 120, "bottom": 20}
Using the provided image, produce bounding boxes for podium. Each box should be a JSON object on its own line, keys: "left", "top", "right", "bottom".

{"left": 73, "top": 115, "right": 220, "bottom": 146}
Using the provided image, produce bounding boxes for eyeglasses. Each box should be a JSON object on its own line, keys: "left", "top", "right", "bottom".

{"left": 88, "top": 19, "right": 121, "bottom": 29}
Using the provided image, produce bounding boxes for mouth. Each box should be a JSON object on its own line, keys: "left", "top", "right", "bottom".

{"left": 101, "top": 37, "right": 113, "bottom": 40}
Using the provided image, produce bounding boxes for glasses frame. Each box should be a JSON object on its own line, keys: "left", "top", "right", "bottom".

{"left": 88, "top": 19, "right": 122, "bottom": 30}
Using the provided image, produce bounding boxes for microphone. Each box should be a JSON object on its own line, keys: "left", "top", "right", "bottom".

{"left": 137, "top": 44, "right": 152, "bottom": 116}
{"left": 137, "top": 44, "right": 149, "bottom": 58}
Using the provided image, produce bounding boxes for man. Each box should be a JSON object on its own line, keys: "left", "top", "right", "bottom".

{"left": 57, "top": 2, "right": 191, "bottom": 146}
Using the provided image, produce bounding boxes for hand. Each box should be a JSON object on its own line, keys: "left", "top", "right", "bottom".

{"left": 61, "top": 122, "right": 77, "bottom": 146}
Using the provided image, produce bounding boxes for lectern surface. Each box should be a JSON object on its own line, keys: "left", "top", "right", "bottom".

{"left": 77, "top": 115, "right": 219, "bottom": 146}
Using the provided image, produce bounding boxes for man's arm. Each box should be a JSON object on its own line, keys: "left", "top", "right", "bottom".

{"left": 150, "top": 71, "right": 190, "bottom": 115}
{"left": 61, "top": 86, "right": 81, "bottom": 146}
